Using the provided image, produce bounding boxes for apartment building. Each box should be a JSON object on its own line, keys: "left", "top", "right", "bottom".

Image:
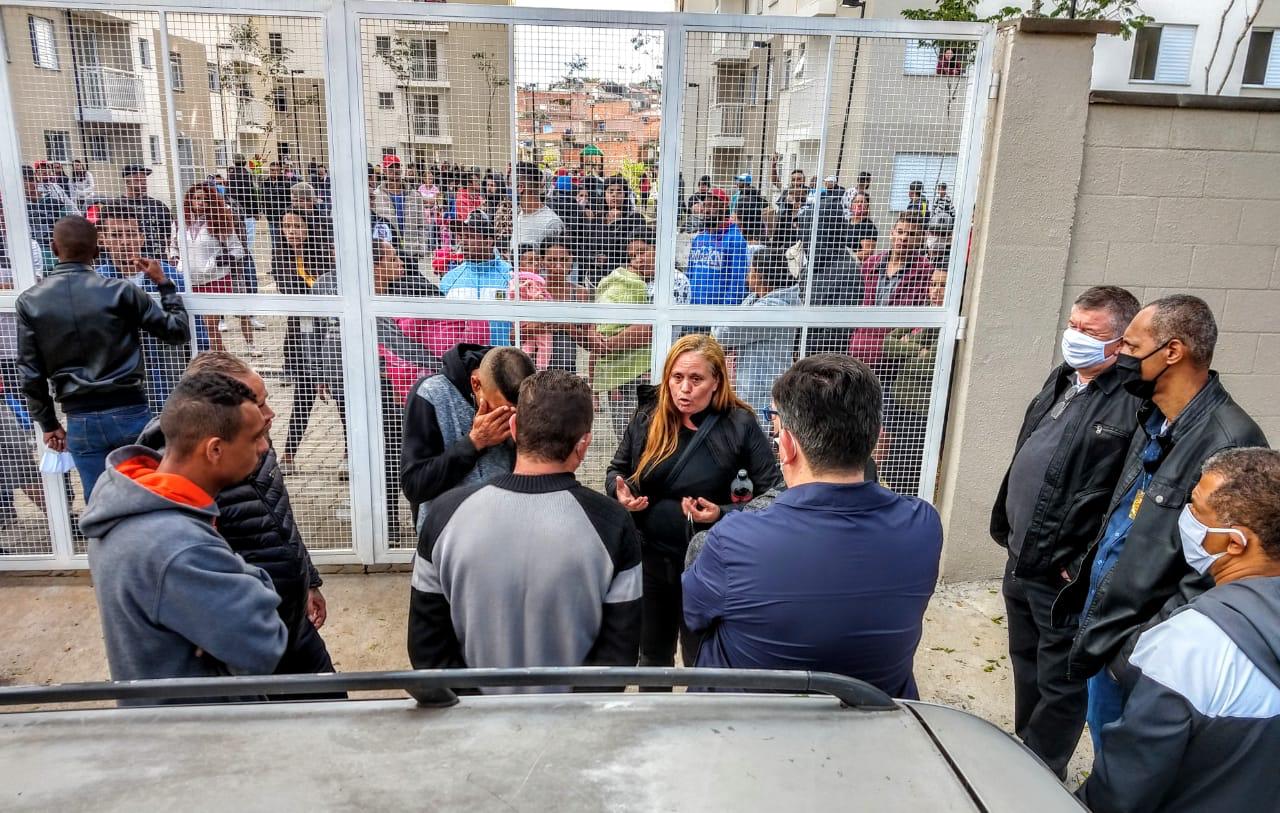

{"left": 685, "top": 0, "right": 1280, "bottom": 97}
{"left": 362, "top": 21, "right": 512, "bottom": 169}
{"left": 679, "top": 20, "right": 970, "bottom": 231}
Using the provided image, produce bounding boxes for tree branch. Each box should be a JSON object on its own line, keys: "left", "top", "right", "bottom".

{"left": 1216, "top": 0, "right": 1267, "bottom": 94}
{"left": 1205, "top": 0, "right": 1239, "bottom": 94}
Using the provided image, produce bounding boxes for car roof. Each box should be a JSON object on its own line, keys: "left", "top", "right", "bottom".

{"left": 0, "top": 693, "right": 1082, "bottom": 812}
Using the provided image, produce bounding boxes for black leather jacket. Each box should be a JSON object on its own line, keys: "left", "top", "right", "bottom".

{"left": 991, "top": 362, "right": 1142, "bottom": 580}
{"left": 606, "top": 387, "right": 783, "bottom": 560}
{"left": 138, "top": 420, "right": 321, "bottom": 629}
{"left": 1053, "top": 373, "right": 1269, "bottom": 679}
{"left": 15, "top": 262, "right": 189, "bottom": 432}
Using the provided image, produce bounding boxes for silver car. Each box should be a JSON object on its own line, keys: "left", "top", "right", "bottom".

{"left": 0, "top": 668, "right": 1084, "bottom": 811}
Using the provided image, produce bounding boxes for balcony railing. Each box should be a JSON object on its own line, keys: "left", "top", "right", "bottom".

{"left": 236, "top": 98, "right": 270, "bottom": 131}
{"left": 77, "top": 66, "right": 141, "bottom": 111}
{"left": 411, "top": 114, "right": 442, "bottom": 139}
{"left": 713, "top": 102, "right": 745, "bottom": 137}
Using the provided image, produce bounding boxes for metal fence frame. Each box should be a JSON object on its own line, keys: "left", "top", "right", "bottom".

{"left": 0, "top": 0, "right": 994, "bottom": 569}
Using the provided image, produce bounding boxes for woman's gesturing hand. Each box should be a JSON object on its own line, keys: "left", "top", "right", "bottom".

{"left": 682, "top": 496, "right": 721, "bottom": 524}
{"left": 614, "top": 476, "right": 650, "bottom": 512}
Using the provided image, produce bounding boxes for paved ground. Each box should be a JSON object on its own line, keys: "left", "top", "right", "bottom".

{"left": 0, "top": 573, "right": 1093, "bottom": 787}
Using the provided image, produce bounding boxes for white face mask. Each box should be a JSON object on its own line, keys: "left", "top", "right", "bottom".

{"left": 1060, "top": 328, "right": 1120, "bottom": 371}
{"left": 1178, "top": 504, "right": 1248, "bottom": 575}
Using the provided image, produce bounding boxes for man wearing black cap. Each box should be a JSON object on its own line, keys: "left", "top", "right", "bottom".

{"left": 439, "top": 210, "right": 512, "bottom": 347}
{"left": 119, "top": 165, "right": 174, "bottom": 262}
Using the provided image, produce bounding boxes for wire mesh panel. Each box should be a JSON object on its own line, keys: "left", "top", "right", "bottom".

{"left": 165, "top": 13, "right": 333, "bottom": 298}
{"left": 234, "top": 312, "right": 352, "bottom": 553}
{"left": 0, "top": 3, "right": 989, "bottom": 566}
{"left": 359, "top": 18, "right": 513, "bottom": 290}
{"left": 4, "top": 8, "right": 168, "bottom": 272}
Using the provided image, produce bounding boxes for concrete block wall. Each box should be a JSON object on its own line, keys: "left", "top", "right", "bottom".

{"left": 1062, "top": 103, "right": 1280, "bottom": 442}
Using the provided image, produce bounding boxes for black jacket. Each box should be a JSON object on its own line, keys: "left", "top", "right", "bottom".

{"left": 400, "top": 344, "right": 507, "bottom": 516}
{"left": 16, "top": 262, "right": 190, "bottom": 432}
{"left": 225, "top": 167, "right": 260, "bottom": 217}
{"left": 805, "top": 247, "right": 865, "bottom": 354}
{"left": 606, "top": 389, "right": 783, "bottom": 560}
{"left": 991, "top": 363, "right": 1142, "bottom": 580}
{"left": 137, "top": 419, "right": 321, "bottom": 630}
{"left": 1054, "top": 373, "right": 1269, "bottom": 679}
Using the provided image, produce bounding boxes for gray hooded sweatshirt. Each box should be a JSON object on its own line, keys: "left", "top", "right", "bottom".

{"left": 83, "top": 445, "right": 288, "bottom": 704}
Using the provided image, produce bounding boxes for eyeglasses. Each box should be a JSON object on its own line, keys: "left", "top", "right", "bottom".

{"left": 762, "top": 407, "right": 780, "bottom": 424}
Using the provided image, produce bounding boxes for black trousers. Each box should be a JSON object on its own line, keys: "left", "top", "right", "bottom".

{"left": 1003, "top": 557, "right": 1087, "bottom": 779}
{"left": 267, "top": 591, "right": 344, "bottom": 700}
{"left": 639, "top": 549, "right": 698, "bottom": 687}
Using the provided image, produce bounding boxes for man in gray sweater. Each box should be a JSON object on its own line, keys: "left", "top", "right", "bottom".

{"left": 83, "top": 372, "right": 287, "bottom": 704}
{"left": 408, "top": 370, "right": 642, "bottom": 692}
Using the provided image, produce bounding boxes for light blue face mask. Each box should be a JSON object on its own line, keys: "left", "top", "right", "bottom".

{"left": 1060, "top": 328, "right": 1120, "bottom": 370}
{"left": 1178, "top": 504, "right": 1248, "bottom": 575}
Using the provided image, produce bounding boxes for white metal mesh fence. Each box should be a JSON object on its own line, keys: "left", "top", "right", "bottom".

{"left": 0, "top": 2, "right": 988, "bottom": 567}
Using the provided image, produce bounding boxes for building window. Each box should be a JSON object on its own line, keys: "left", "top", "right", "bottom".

{"left": 410, "top": 94, "right": 441, "bottom": 137}
{"left": 1130, "top": 24, "right": 1195, "bottom": 84}
{"left": 1243, "top": 29, "right": 1280, "bottom": 87}
{"left": 149, "top": 134, "right": 162, "bottom": 164}
{"left": 85, "top": 132, "right": 110, "bottom": 163}
{"left": 782, "top": 50, "right": 792, "bottom": 90}
{"left": 890, "top": 152, "right": 958, "bottom": 212}
{"left": 378, "top": 91, "right": 395, "bottom": 110}
{"left": 169, "top": 52, "right": 185, "bottom": 92}
{"left": 278, "top": 141, "right": 292, "bottom": 158}
{"left": 207, "top": 63, "right": 221, "bottom": 92}
{"left": 273, "top": 87, "right": 288, "bottom": 112}
{"left": 375, "top": 35, "right": 392, "bottom": 56}
{"left": 409, "top": 39, "right": 439, "bottom": 81}
{"left": 381, "top": 146, "right": 397, "bottom": 159}
{"left": 268, "top": 32, "right": 284, "bottom": 58}
{"left": 176, "top": 135, "right": 198, "bottom": 190}
{"left": 29, "top": 16, "right": 59, "bottom": 70}
{"left": 138, "top": 38, "right": 152, "bottom": 70}
{"left": 44, "top": 130, "right": 71, "bottom": 162}
{"left": 904, "top": 40, "right": 936, "bottom": 76}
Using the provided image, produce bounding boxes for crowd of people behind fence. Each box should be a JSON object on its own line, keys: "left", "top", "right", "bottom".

{"left": 3, "top": 152, "right": 959, "bottom": 504}
{"left": 4, "top": 172, "right": 1280, "bottom": 810}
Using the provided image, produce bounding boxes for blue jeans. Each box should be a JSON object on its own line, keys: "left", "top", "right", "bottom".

{"left": 65, "top": 404, "right": 153, "bottom": 501}
{"left": 1087, "top": 668, "right": 1125, "bottom": 755}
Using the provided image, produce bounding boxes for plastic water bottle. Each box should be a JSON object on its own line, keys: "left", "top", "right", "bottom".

{"left": 731, "top": 469, "right": 753, "bottom": 504}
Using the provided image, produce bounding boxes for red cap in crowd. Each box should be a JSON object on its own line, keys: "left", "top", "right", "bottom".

{"left": 382, "top": 154, "right": 402, "bottom": 169}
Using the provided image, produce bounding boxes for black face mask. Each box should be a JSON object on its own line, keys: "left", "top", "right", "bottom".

{"left": 1115, "top": 340, "right": 1171, "bottom": 400}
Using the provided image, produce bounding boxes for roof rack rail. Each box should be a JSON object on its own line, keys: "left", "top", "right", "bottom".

{"left": 0, "top": 667, "right": 898, "bottom": 711}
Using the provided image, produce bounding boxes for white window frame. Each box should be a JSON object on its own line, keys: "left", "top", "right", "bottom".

{"left": 43, "top": 130, "right": 71, "bottom": 163}
{"left": 138, "top": 37, "right": 152, "bottom": 70}
{"left": 903, "top": 39, "right": 937, "bottom": 76}
{"left": 268, "top": 32, "right": 284, "bottom": 58}
{"left": 207, "top": 63, "right": 220, "bottom": 93}
{"left": 169, "top": 51, "right": 185, "bottom": 92}
{"left": 377, "top": 90, "right": 394, "bottom": 110}
{"left": 1242, "top": 28, "right": 1280, "bottom": 88}
{"left": 1130, "top": 24, "right": 1196, "bottom": 86}
{"left": 85, "top": 131, "right": 110, "bottom": 163}
{"left": 29, "top": 16, "right": 58, "bottom": 71}
{"left": 375, "top": 35, "right": 392, "bottom": 56}
{"left": 148, "top": 134, "right": 162, "bottom": 164}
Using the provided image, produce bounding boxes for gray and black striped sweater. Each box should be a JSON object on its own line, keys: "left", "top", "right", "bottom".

{"left": 408, "top": 472, "right": 642, "bottom": 692}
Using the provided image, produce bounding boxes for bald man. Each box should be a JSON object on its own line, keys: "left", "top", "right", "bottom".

{"left": 16, "top": 216, "right": 190, "bottom": 501}
{"left": 400, "top": 343, "right": 536, "bottom": 532}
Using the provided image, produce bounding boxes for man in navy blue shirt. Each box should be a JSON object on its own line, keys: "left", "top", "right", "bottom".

{"left": 682, "top": 354, "right": 943, "bottom": 698}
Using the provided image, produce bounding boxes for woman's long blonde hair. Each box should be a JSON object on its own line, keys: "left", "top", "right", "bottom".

{"left": 633, "top": 334, "right": 752, "bottom": 480}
